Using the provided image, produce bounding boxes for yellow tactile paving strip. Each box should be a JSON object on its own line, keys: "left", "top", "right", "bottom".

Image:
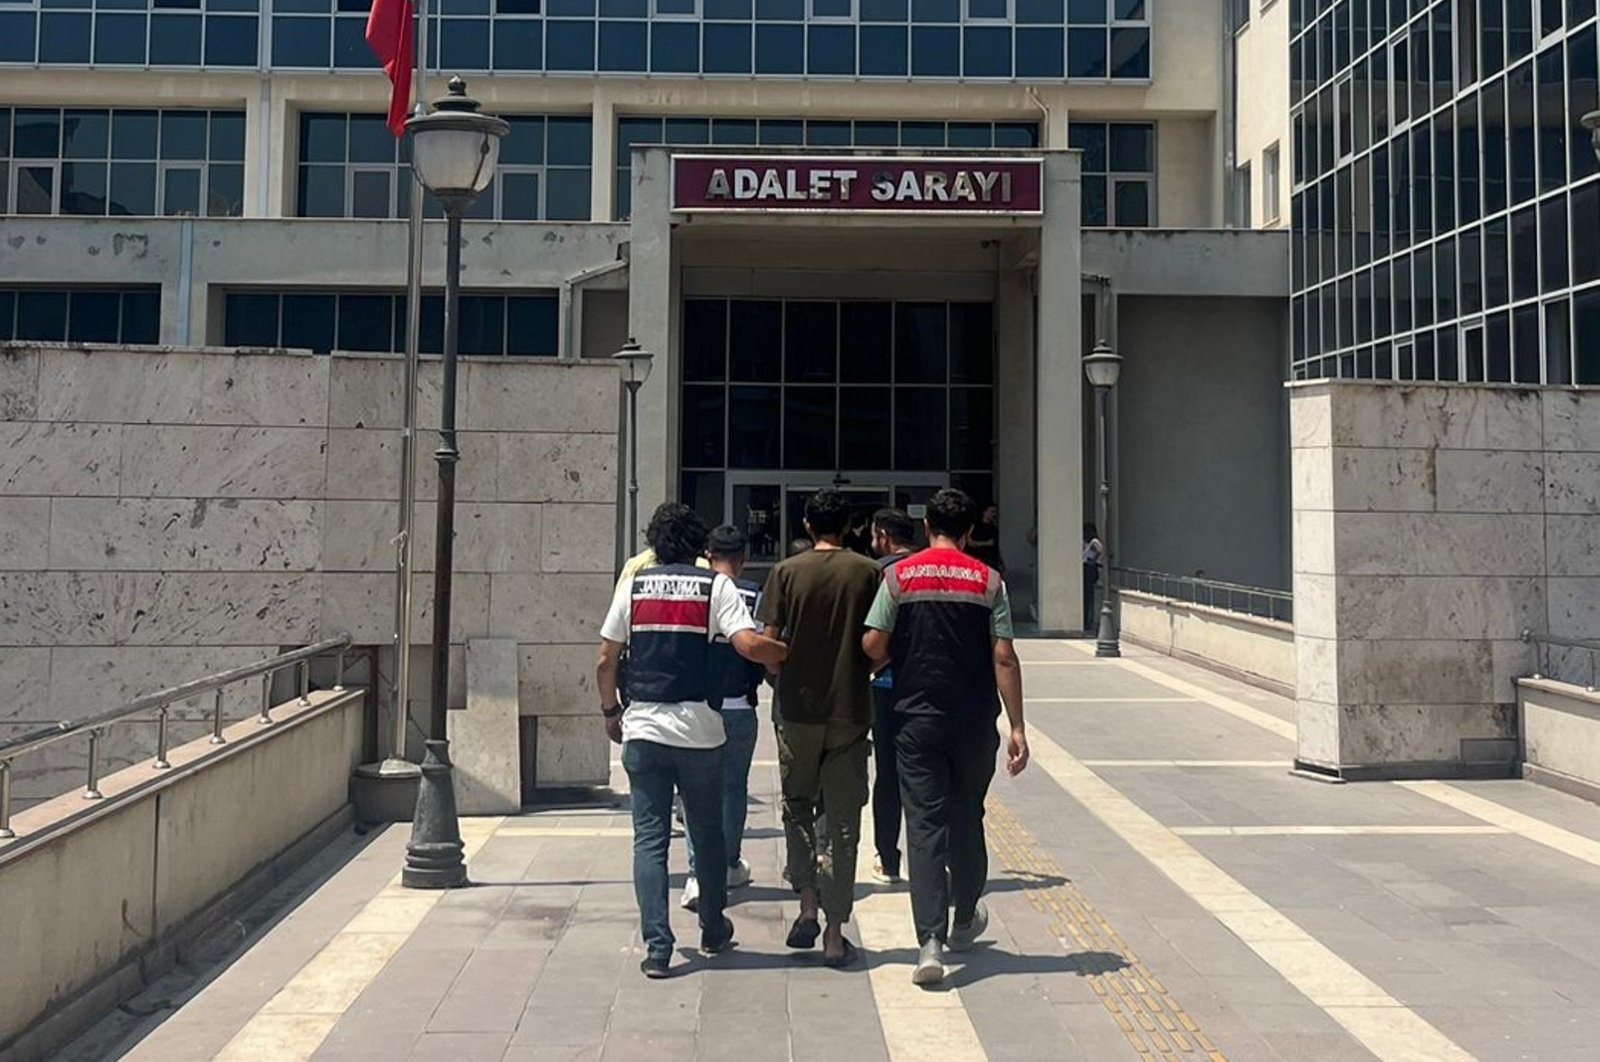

{"left": 986, "top": 795, "right": 1226, "bottom": 1061}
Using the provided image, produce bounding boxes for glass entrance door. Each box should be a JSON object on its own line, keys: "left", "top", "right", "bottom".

{"left": 725, "top": 472, "right": 947, "bottom": 582}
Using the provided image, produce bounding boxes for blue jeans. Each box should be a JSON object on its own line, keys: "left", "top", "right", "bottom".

{"left": 624, "top": 739, "right": 728, "bottom": 961}
{"left": 685, "top": 709, "right": 758, "bottom": 874}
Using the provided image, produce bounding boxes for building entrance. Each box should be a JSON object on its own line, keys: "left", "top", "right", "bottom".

{"left": 726, "top": 472, "right": 945, "bottom": 578}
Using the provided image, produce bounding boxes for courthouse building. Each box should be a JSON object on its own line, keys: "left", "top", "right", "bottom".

{"left": 0, "top": 0, "right": 1291, "bottom": 633}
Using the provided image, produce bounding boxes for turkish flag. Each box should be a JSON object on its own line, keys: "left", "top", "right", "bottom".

{"left": 365, "top": 0, "right": 414, "bottom": 137}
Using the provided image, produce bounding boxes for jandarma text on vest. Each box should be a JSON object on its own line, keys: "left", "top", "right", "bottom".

{"left": 897, "top": 563, "right": 989, "bottom": 585}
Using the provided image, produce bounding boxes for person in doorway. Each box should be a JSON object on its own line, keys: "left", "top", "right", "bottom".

{"left": 966, "top": 503, "right": 1004, "bottom": 574}
{"left": 759, "top": 488, "right": 881, "bottom": 967}
{"left": 1083, "top": 523, "right": 1105, "bottom": 633}
{"left": 867, "top": 507, "right": 917, "bottom": 885}
{"left": 862, "top": 487, "right": 1029, "bottom": 987}
{"left": 597, "top": 503, "right": 788, "bottom": 979}
{"left": 681, "top": 525, "right": 766, "bottom": 913}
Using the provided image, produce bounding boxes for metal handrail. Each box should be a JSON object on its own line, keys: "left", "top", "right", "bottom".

{"left": 0, "top": 634, "right": 352, "bottom": 839}
{"left": 1522, "top": 629, "right": 1600, "bottom": 691}
{"left": 1112, "top": 566, "right": 1294, "bottom": 624}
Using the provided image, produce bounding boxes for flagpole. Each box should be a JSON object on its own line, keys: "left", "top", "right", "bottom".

{"left": 380, "top": 0, "right": 428, "bottom": 775}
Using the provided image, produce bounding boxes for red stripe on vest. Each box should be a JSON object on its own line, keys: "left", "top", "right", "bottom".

{"left": 894, "top": 556, "right": 991, "bottom": 596}
{"left": 633, "top": 598, "right": 711, "bottom": 629}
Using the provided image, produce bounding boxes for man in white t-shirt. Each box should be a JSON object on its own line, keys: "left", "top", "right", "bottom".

{"left": 597, "top": 503, "right": 788, "bottom": 980}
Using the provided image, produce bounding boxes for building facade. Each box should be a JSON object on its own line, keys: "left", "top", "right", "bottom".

{"left": 1289, "top": 0, "right": 1600, "bottom": 383}
{"left": 0, "top": 0, "right": 1292, "bottom": 642}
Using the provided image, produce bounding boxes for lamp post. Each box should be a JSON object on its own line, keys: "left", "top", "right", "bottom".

{"left": 1083, "top": 340, "right": 1123, "bottom": 659}
{"left": 401, "top": 77, "right": 507, "bottom": 890}
{"left": 612, "top": 338, "right": 654, "bottom": 556}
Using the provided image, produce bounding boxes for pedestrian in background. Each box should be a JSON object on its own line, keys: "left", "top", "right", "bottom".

{"left": 966, "top": 502, "right": 1004, "bottom": 574}
{"left": 759, "top": 488, "right": 880, "bottom": 967}
{"left": 682, "top": 525, "right": 765, "bottom": 913}
{"left": 867, "top": 507, "right": 917, "bottom": 885}
{"left": 1083, "top": 523, "right": 1105, "bottom": 633}
{"left": 862, "top": 487, "right": 1029, "bottom": 987}
{"left": 596, "top": 503, "right": 787, "bottom": 979}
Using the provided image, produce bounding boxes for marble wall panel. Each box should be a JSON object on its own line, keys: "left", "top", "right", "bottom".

{"left": 541, "top": 503, "right": 616, "bottom": 574}
{"left": 1290, "top": 446, "right": 1332, "bottom": 512}
{"left": 1543, "top": 453, "right": 1600, "bottom": 514}
{"left": 0, "top": 498, "right": 49, "bottom": 569}
{"left": 412, "top": 502, "right": 544, "bottom": 574}
{"left": 497, "top": 433, "right": 617, "bottom": 504}
{"left": 1288, "top": 386, "right": 1331, "bottom": 448}
{"left": 1332, "top": 638, "right": 1497, "bottom": 706}
{"left": 325, "top": 355, "right": 442, "bottom": 431}
{"left": 0, "top": 423, "right": 123, "bottom": 496}
{"left": 1332, "top": 513, "right": 1545, "bottom": 577}
{"left": 1432, "top": 450, "right": 1544, "bottom": 513}
{"left": 49, "top": 498, "right": 322, "bottom": 572}
{"left": 1291, "top": 509, "right": 1337, "bottom": 577}
{"left": 320, "top": 500, "right": 397, "bottom": 572}
{"left": 466, "top": 361, "right": 616, "bottom": 435}
{"left": 1294, "top": 697, "right": 1340, "bottom": 766}
{"left": 0, "top": 571, "right": 321, "bottom": 646}
{"left": 321, "top": 571, "right": 490, "bottom": 644}
{"left": 197, "top": 352, "right": 330, "bottom": 427}
{"left": 0, "top": 648, "right": 51, "bottom": 725}
{"left": 1327, "top": 385, "right": 1544, "bottom": 451}
{"left": 0, "top": 347, "right": 39, "bottom": 420}
{"left": 488, "top": 573, "right": 611, "bottom": 644}
{"left": 1490, "top": 637, "right": 1537, "bottom": 704}
{"left": 1328, "top": 447, "right": 1437, "bottom": 512}
{"left": 1339, "top": 703, "right": 1515, "bottom": 765}
{"left": 518, "top": 643, "right": 598, "bottom": 717}
{"left": 36, "top": 349, "right": 205, "bottom": 424}
{"left": 45, "top": 646, "right": 275, "bottom": 720}
{"left": 1333, "top": 575, "right": 1545, "bottom": 642}
{"left": 1290, "top": 572, "right": 1338, "bottom": 639}
{"left": 323, "top": 428, "right": 496, "bottom": 502}
{"left": 1546, "top": 577, "right": 1600, "bottom": 642}
{"left": 1545, "top": 516, "right": 1600, "bottom": 577}
{"left": 1294, "top": 633, "right": 1340, "bottom": 705}
{"left": 535, "top": 715, "right": 609, "bottom": 786}
{"left": 1541, "top": 390, "right": 1600, "bottom": 452}
{"left": 120, "top": 426, "right": 328, "bottom": 499}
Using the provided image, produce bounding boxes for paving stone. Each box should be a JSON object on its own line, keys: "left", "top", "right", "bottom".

{"left": 405, "top": 1031, "right": 512, "bottom": 1061}
{"left": 511, "top": 1006, "right": 611, "bottom": 1048}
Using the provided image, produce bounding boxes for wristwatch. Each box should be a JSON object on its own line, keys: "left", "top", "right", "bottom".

{"left": 602, "top": 703, "right": 624, "bottom": 720}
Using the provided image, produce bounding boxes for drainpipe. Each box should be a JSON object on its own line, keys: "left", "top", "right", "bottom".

{"left": 558, "top": 251, "right": 630, "bottom": 361}
{"left": 1026, "top": 86, "right": 1052, "bottom": 147}
{"left": 177, "top": 215, "right": 195, "bottom": 345}
{"left": 1221, "top": 5, "right": 1238, "bottom": 226}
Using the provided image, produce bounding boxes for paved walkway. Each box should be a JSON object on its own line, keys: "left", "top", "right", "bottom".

{"left": 62, "top": 640, "right": 1600, "bottom": 1062}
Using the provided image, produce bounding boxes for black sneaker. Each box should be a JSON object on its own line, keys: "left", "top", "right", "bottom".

{"left": 701, "top": 916, "right": 736, "bottom": 955}
{"left": 640, "top": 954, "right": 671, "bottom": 979}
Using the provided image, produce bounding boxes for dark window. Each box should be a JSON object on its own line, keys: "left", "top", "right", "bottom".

{"left": 783, "top": 388, "right": 837, "bottom": 469}
{"left": 728, "top": 385, "right": 781, "bottom": 468}
{"left": 840, "top": 301, "right": 893, "bottom": 383}
{"left": 894, "top": 387, "right": 946, "bottom": 471}
{"left": 785, "top": 302, "right": 838, "bottom": 384}
{"left": 1511, "top": 204, "right": 1539, "bottom": 301}
{"left": 895, "top": 302, "right": 947, "bottom": 384}
{"left": 730, "top": 300, "right": 782, "bottom": 381}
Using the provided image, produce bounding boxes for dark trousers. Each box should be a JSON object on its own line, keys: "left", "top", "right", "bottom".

{"left": 870, "top": 685, "right": 904, "bottom": 875}
{"left": 896, "top": 715, "right": 1000, "bottom": 945}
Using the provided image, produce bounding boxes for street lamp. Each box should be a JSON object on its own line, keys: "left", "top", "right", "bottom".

{"left": 1582, "top": 111, "right": 1600, "bottom": 164}
{"left": 612, "top": 338, "right": 654, "bottom": 557}
{"left": 1083, "top": 340, "right": 1123, "bottom": 658}
{"left": 401, "top": 77, "right": 507, "bottom": 890}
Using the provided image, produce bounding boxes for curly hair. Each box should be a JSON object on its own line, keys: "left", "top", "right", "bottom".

{"left": 925, "top": 487, "right": 978, "bottom": 541}
{"left": 803, "top": 488, "right": 851, "bottom": 537}
{"left": 645, "top": 502, "right": 709, "bottom": 566}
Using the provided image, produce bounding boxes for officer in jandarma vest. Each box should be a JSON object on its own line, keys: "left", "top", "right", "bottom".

{"left": 596, "top": 503, "right": 788, "bottom": 980}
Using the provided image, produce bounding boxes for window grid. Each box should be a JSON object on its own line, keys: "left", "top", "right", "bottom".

{"left": 612, "top": 115, "right": 1042, "bottom": 218}
{"left": 0, "top": 106, "right": 244, "bottom": 217}
{"left": 0, "top": 0, "right": 259, "bottom": 68}
{"left": 0, "top": 287, "right": 161, "bottom": 345}
{"left": 1289, "top": 1, "right": 1600, "bottom": 384}
{"left": 679, "top": 297, "right": 995, "bottom": 476}
{"left": 296, "top": 112, "right": 593, "bottom": 221}
{"left": 1067, "top": 120, "right": 1156, "bottom": 227}
{"left": 1264, "top": 140, "right": 1281, "bottom": 223}
{"left": 221, "top": 288, "right": 560, "bottom": 357}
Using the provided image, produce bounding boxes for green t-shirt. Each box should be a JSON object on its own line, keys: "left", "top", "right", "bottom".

{"left": 758, "top": 547, "right": 882, "bottom": 726}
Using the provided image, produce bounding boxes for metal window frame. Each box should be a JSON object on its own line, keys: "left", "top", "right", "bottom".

{"left": 1264, "top": 141, "right": 1282, "bottom": 222}
{"left": 157, "top": 160, "right": 206, "bottom": 216}
{"left": 346, "top": 164, "right": 398, "bottom": 219}
{"left": 650, "top": 0, "right": 700, "bottom": 18}
{"left": 9, "top": 160, "right": 61, "bottom": 214}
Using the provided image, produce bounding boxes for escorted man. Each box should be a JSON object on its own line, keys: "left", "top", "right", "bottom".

{"left": 868, "top": 507, "right": 917, "bottom": 885}
{"left": 759, "top": 488, "right": 881, "bottom": 966}
{"left": 682, "top": 525, "right": 765, "bottom": 912}
{"left": 862, "top": 487, "right": 1029, "bottom": 986}
{"left": 597, "top": 503, "right": 788, "bottom": 979}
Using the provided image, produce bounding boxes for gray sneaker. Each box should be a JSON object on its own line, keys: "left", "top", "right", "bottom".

{"left": 948, "top": 900, "right": 988, "bottom": 953}
{"left": 912, "top": 939, "right": 945, "bottom": 986}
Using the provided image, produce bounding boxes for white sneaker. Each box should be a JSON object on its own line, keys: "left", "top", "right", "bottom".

{"left": 727, "top": 859, "right": 752, "bottom": 889}
{"left": 912, "top": 939, "right": 946, "bottom": 986}
{"left": 681, "top": 876, "right": 700, "bottom": 912}
{"left": 871, "top": 859, "right": 903, "bottom": 886}
{"left": 948, "top": 900, "right": 988, "bottom": 953}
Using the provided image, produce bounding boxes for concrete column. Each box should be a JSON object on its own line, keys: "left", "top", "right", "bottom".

{"left": 591, "top": 96, "right": 616, "bottom": 222}
{"left": 264, "top": 78, "right": 293, "bottom": 219}
{"left": 995, "top": 245, "right": 1037, "bottom": 612}
{"left": 244, "top": 78, "right": 270, "bottom": 219}
{"left": 628, "top": 148, "right": 676, "bottom": 550}
{"left": 1034, "top": 152, "right": 1084, "bottom": 634}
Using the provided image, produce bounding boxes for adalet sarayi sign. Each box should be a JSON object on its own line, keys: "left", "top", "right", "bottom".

{"left": 671, "top": 156, "right": 1044, "bottom": 214}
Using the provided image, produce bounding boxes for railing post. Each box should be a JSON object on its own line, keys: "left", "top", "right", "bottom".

{"left": 85, "top": 730, "right": 103, "bottom": 800}
{"left": 334, "top": 649, "right": 347, "bottom": 692}
{"left": 258, "top": 671, "right": 275, "bottom": 726}
{"left": 0, "top": 761, "right": 13, "bottom": 839}
{"left": 298, "top": 660, "right": 312, "bottom": 705}
{"left": 154, "top": 707, "right": 171, "bottom": 770}
{"left": 211, "top": 687, "right": 227, "bottom": 745}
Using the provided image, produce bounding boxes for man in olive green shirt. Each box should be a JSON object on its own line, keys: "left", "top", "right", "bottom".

{"left": 758, "top": 488, "right": 880, "bottom": 967}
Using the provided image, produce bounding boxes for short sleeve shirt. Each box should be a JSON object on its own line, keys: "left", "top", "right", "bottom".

{"left": 602, "top": 570, "right": 759, "bottom": 748}
{"left": 757, "top": 548, "right": 881, "bottom": 726}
